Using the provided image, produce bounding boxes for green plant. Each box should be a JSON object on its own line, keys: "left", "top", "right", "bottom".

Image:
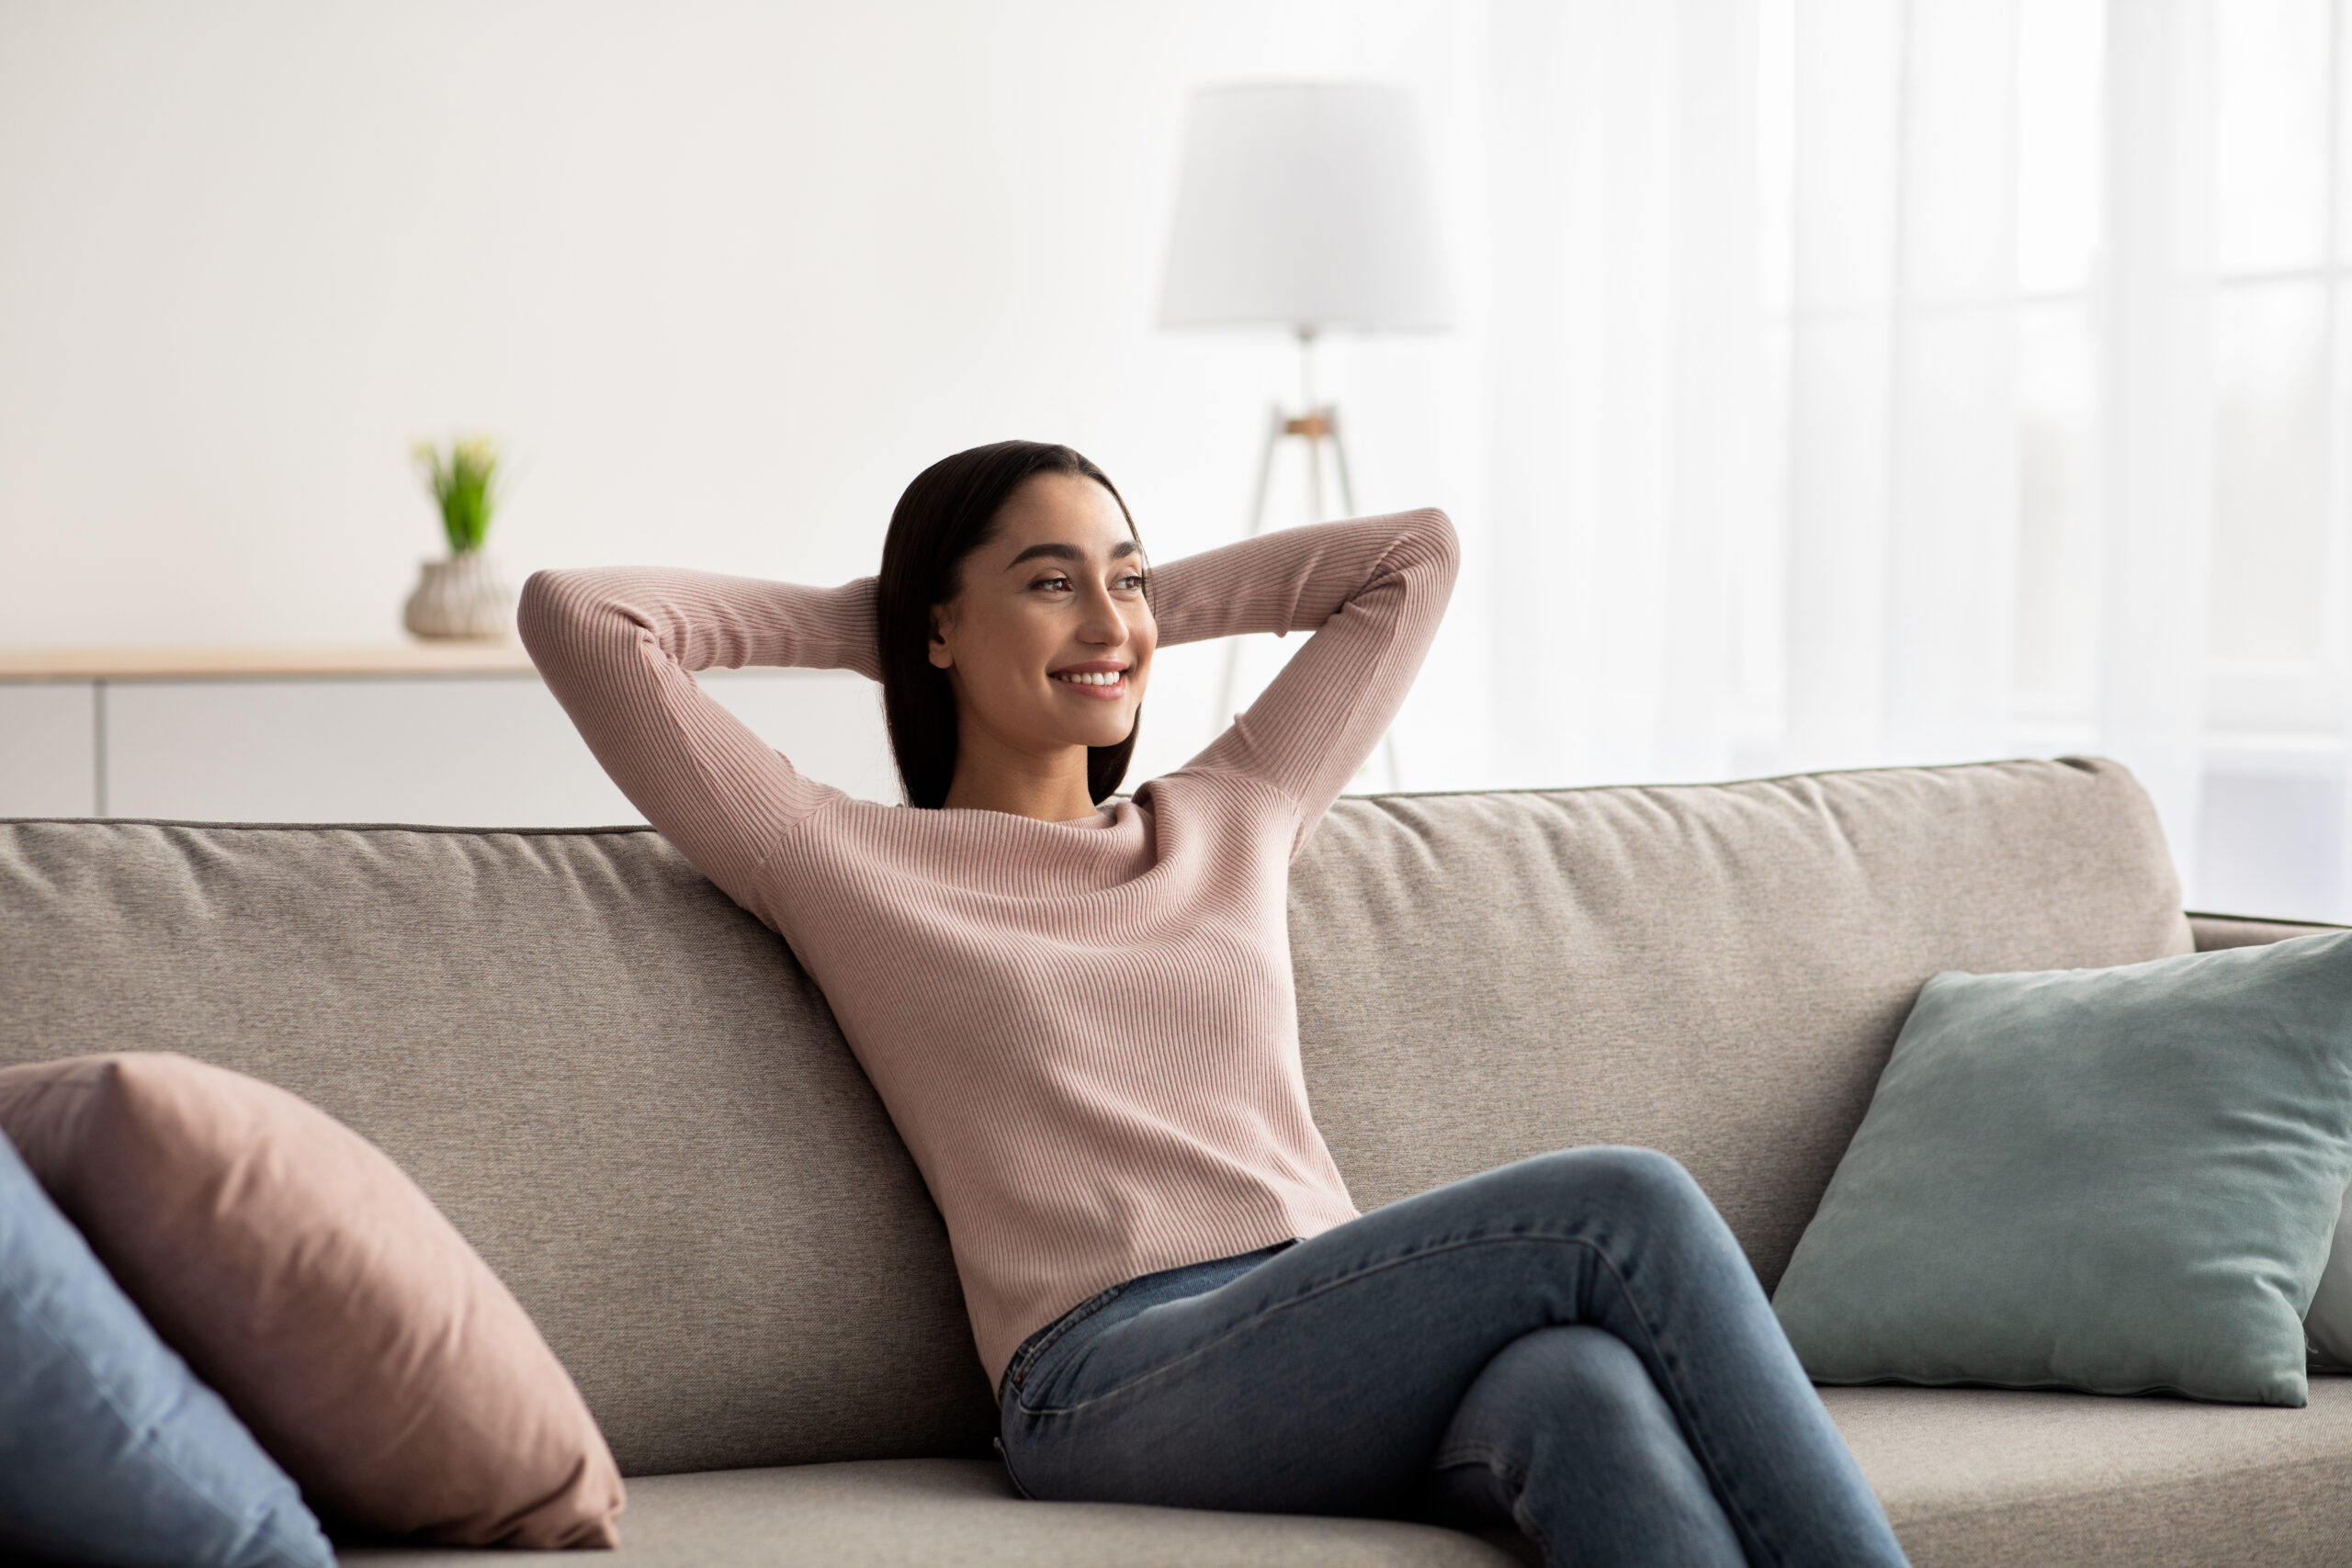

{"left": 411, "top": 434, "right": 502, "bottom": 555}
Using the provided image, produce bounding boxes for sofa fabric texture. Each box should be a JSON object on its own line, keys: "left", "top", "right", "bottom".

{"left": 1824, "top": 1381, "right": 2352, "bottom": 1568}
{"left": 0, "top": 1052, "right": 626, "bottom": 1548}
{"left": 334, "top": 1382, "right": 2352, "bottom": 1568}
{"left": 0, "top": 817, "right": 998, "bottom": 1477}
{"left": 0, "top": 755, "right": 2284, "bottom": 1568}
{"left": 2191, "top": 912, "right": 2348, "bottom": 952}
{"left": 336, "top": 1460, "right": 1527, "bottom": 1568}
{"left": 1283, "top": 757, "right": 2192, "bottom": 1288}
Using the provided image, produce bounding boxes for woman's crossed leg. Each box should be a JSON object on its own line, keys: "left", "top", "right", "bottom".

{"left": 998, "top": 1145, "right": 1905, "bottom": 1568}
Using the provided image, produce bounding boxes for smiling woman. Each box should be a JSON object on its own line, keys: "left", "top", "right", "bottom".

{"left": 874, "top": 443, "right": 1154, "bottom": 820}
{"left": 516, "top": 446, "right": 1906, "bottom": 1568}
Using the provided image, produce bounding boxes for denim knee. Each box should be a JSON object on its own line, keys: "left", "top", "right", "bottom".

{"left": 1532, "top": 1145, "right": 1711, "bottom": 1224}
{"left": 1441, "top": 1324, "right": 1657, "bottom": 1458}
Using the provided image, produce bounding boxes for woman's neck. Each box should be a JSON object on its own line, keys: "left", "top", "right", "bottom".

{"left": 941, "top": 728, "right": 1099, "bottom": 823}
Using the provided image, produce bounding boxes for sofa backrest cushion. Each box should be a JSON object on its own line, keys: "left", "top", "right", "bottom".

{"left": 0, "top": 757, "right": 2189, "bottom": 1475}
{"left": 0, "top": 819, "right": 998, "bottom": 1478}
{"left": 1290, "top": 758, "right": 2190, "bottom": 1295}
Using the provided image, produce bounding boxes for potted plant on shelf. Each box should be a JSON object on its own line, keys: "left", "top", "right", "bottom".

{"left": 403, "top": 434, "right": 519, "bottom": 640}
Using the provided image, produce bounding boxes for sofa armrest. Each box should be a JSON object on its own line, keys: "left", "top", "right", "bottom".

{"left": 2188, "top": 911, "right": 2350, "bottom": 952}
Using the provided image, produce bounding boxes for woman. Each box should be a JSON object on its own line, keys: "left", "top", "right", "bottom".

{"left": 522, "top": 440, "right": 1907, "bottom": 1567}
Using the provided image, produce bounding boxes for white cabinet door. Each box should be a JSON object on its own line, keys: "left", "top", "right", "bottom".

{"left": 95, "top": 669, "right": 896, "bottom": 826}
{"left": 105, "top": 676, "right": 638, "bottom": 825}
{"left": 0, "top": 684, "right": 97, "bottom": 817}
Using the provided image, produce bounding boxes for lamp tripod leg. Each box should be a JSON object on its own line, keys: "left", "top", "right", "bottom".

{"left": 1329, "top": 412, "right": 1358, "bottom": 518}
{"left": 1243, "top": 402, "right": 1283, "bottom": 541}
{"left": 1215, "top": 403, "right": 1404, "bottom": 789}
{"left": 1217, "top": 405, "right": 1289, "bottom": 730}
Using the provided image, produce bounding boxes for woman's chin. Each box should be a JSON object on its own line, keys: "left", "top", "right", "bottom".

{"left": 1051, "top": 714, "right": 1139, "bottom": 751}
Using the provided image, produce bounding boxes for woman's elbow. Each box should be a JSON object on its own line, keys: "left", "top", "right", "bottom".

{"left": 1405, "top": 508, "right": 1460, "bottom": 585}
{"left": 515, "top": 568, "right": 614, "bottom": 660}
{"left": 514, "top": 570, "right": 565, "bottom": 658}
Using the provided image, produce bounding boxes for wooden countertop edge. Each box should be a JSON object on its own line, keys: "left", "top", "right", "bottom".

{"left": 0, "top": 643, "right": 540, "bottom": 680}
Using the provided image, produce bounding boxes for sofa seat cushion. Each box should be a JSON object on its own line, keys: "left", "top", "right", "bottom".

{"left": 334, "top": 1460, "right": 1521, "bottom": 1567}
{"left": 336, "top": 1385, "right": 2352, "bottom": 1568}
{"left": 1826, "top": 1379, "right": 2352, "bottom": 1568}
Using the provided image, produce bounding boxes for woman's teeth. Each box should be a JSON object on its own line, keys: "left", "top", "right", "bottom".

{"left": 1055, "top": 671, "right": 1122, "bottom": 686}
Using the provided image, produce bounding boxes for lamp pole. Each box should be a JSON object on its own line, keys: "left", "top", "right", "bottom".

{"left": 1159, "top": 81, "right": 1452, "bottom": 795}
{"left": 1240, "top": 328, "right": 1359, "bottom": 547}
{"left": 1218, "top": 326, "right": 1400, "bottom": 790}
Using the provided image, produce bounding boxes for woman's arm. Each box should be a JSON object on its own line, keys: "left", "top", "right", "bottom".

{"left": 518, "top": 567, "right": 882, "bottom": 916}
{"left": 1149, "top": 509, "right": 1458, "bottom": 840}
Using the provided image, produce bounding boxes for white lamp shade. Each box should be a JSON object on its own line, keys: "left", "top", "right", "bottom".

{"left": 1159, "top": 82, "right": 1453, "bottom": 334}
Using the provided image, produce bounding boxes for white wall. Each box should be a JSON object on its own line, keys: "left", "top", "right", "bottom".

{"left": 5, "top": 1, "right": 2346, "bottom": 920}
{"left": 0, "top": 0, "right": 1496, "bottom": 791}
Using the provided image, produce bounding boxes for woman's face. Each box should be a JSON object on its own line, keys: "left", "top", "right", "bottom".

{"left": 928, "top": 471, "right": 1154, "bottom": 760}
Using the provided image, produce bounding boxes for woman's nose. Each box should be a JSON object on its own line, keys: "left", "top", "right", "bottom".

{"left": 1078, "top": 589, "right": 1130, "bottom": 647}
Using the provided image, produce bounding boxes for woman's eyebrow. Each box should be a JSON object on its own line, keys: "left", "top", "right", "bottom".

{"left": 1004, "top": 539, "right": 1140, "bottom": 567}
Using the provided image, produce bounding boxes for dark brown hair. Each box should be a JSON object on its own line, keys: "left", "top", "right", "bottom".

{"left": 876, "top": 441, "right": 1143, "bottom": 809}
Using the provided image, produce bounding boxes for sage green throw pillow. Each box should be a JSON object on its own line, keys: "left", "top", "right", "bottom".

{"left": 1773, "top": 931, "right": 2352, "bottom": 1406}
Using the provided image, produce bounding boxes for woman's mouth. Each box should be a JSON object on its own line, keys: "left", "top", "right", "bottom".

{"left": 1051, "top": 666, "right": 1128, "bottom": 697}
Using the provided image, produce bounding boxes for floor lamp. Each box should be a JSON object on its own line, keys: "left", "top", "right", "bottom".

{"left": 1159, "top": 81, "right": 1453, "bottom": 786}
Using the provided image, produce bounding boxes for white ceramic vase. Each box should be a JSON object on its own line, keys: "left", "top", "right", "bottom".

{"left": 403, "top": 552, "right": 517, "bottom": 640}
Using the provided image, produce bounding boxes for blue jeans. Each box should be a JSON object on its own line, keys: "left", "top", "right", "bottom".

{"left": 998, "top": 1147, "right": 1907, "bottom": 1568}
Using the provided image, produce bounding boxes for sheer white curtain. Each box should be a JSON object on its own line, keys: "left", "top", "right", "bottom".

{"left": 1484, "top": 0, "right": 1761, "bottom": 794}
{"left": 1476, "top": 0, "right": 2248, "bottom": 904}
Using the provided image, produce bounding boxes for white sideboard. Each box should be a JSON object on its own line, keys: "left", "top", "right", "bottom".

{"left": 0, "top": 646, "right": 899, "bottom": 826}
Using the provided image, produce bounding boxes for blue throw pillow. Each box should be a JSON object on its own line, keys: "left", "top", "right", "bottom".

{"left": 0, "top": 1129, "right": 333, "bottom": 1568}
{"left": 1773, "top": 930, "right": 2352, "bottom": 1406}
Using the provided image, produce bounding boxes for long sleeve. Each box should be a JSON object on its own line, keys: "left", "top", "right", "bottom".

{"left": 518, "top": 567, "right": 884, "bottom": 917}
{"left": 1150, "top": 508, "right": 1458, "bottom": 840}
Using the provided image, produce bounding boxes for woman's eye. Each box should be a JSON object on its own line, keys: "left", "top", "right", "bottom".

{"left": 1034, "top": 575, "right": 1072, "bottom": 592}
{"left": 1116, "top": 574, "right": 1146, "bottom": 592}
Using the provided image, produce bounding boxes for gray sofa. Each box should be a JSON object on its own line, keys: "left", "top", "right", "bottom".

{"left": 4, "top": 756, "right": 2346, "bottom": 1568}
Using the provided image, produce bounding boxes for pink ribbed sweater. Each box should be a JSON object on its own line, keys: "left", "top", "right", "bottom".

{"left": 520, "top": 509, "right": 1458, "bottom": 1383}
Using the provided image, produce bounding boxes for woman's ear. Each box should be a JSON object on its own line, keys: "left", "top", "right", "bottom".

{"left": 926, "top": 601, "right": 956, "bottom": 671}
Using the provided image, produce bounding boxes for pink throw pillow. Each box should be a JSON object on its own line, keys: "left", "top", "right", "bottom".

{"left": 0, "top": 1053, "right": 624, "bottom": 1549}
